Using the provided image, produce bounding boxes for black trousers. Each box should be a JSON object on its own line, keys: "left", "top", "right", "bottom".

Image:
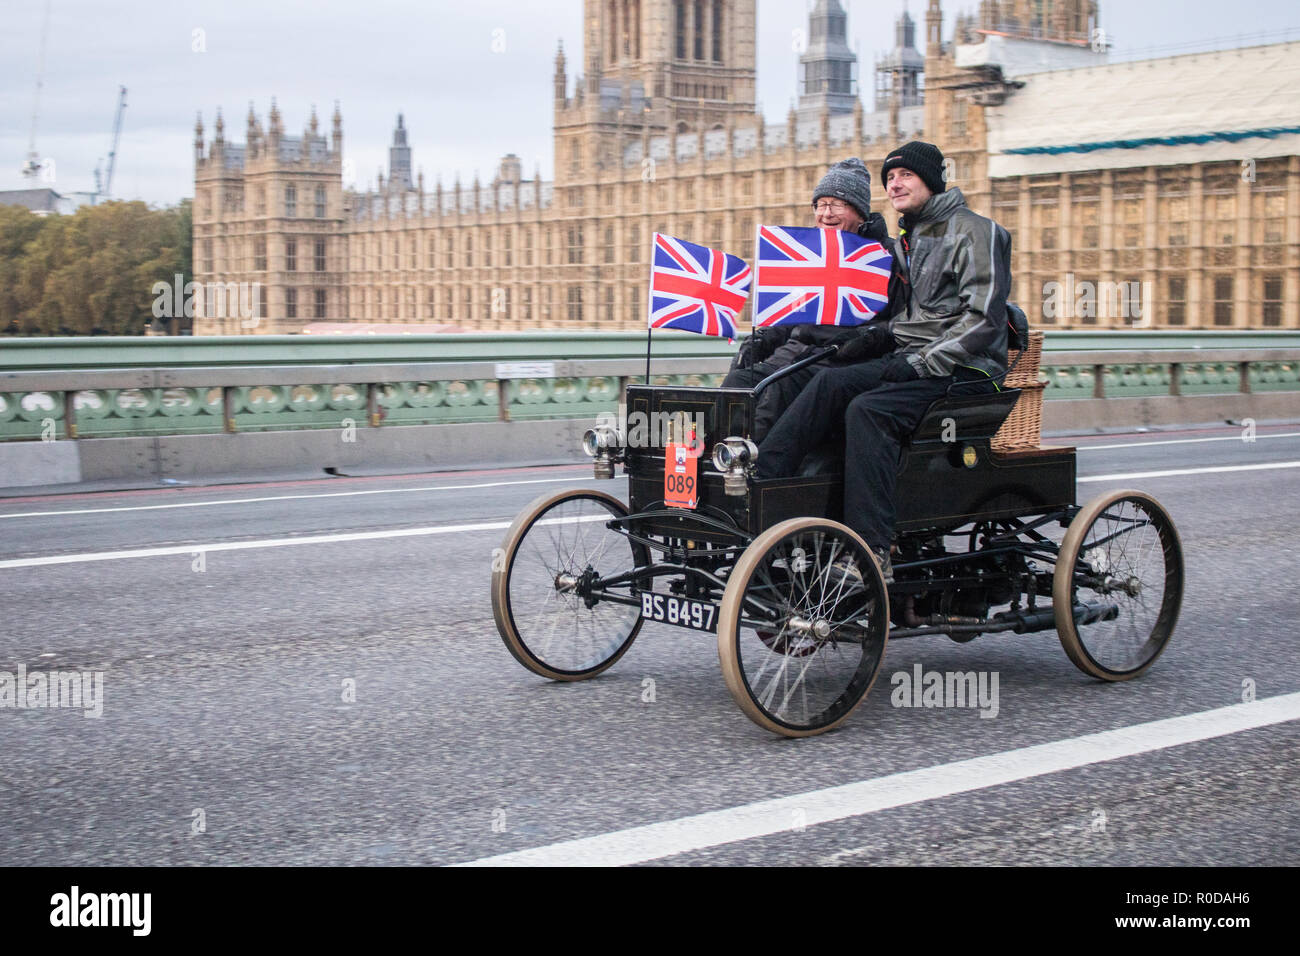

{"left": 721, "top": 361, "right": 823, "bottom": 445}
{"left": 755, "top": 358, "right": 963, "bottom": 551}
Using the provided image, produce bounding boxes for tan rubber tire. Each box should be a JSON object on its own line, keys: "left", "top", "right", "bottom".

{"left": 1053, "top": 489, "right": 1183, "bottom": 681}
{"left": 492, "top": 487, "right": 645, "bottom": 681}
{"left": 717, "top": 517, "right": 890, "bottom": 737}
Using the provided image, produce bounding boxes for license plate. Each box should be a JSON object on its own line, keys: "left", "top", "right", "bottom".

{"left": 640, "top": 592, "right": 718, "bottom": 632}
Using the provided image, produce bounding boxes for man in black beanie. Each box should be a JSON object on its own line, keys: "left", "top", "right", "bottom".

{"left": 722, "top": 157, "right": 900, "bottom": 442}
{"left": 879, "top": 140, "right": 948, "bottom": 199}
{"left": 754, "top": 141, "right": 1012, "bottom": 583}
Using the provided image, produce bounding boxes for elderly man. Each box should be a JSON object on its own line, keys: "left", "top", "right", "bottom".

{"left": 753, "top": 141, "right": 1013, "bottom": 582}
{"left": 722, "top": 157, "right": 898, "bottom": 442}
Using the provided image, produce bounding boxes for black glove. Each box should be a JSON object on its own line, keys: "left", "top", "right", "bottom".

{"left": 792, "top": 343, "right": 836, "bottom": 363}
{"left": 834, "top": 325, "right": 894, "bottom": 362}
{"left": 732, "top": 328, "right": 770, "bottom": 370}
{"left": 856, "top": 213, "right": 889, "bottom": 243}
{"left": 879, "top": 352, "right": 922, "bottom": 382}
{"left": 749, "top": 326, "right": 785, "bottom": 365}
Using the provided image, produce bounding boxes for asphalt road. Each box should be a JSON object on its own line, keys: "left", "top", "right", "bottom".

{"left": 1, "top": 422, "right": 1298, "bottom": 866}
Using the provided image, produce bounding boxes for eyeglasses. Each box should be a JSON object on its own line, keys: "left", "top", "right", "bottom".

{"left": 814, "top": 200, "right": 851, "bottom": 213}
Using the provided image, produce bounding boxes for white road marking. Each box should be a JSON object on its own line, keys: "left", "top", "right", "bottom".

{"left": 5, "top": 462, "right": 1297, "bottom": 570}
{"left": 0, "top": 475, "right": 592, "bottom": 520}
{"left": 3, "top": 434, "right": 1297, "bottom": 522}
{"left": 0, "top": 521, "right": 510, "bottom": 569}
{"left": 0, "top": 512, "right": 610, "bottom": 570}
{"left": 1078, "top": 460, "right": 1300, "bottom": 483}
{"left": 1078, "top": 431, "right": 1300, "bottom": 451}
{"left": 454, "top": 693, "right": 1300, "bottom": 867}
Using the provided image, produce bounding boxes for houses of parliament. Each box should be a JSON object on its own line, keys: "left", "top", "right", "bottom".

{"left": 192, "top": 0, "right": 1300, "bottom": 335}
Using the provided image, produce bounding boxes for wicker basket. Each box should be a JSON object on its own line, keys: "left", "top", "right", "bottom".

{"left": 1004, "top": 330, "right": 1045, "bottom": 389}
{"left": 992, "top": 381, "right": 1046, "bottom": 451}
{"left": 992, "top": 331, "right": 1047, "bottom": 451}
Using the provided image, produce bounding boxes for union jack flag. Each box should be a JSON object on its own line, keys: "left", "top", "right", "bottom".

{"left": 753, "top": 226, "right": 893, "bottom": 328}
{"left": 649, "top": 234, "right": 752, "bottom": 337}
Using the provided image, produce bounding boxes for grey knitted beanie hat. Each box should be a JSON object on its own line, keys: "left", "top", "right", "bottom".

{"left": 812, "top": 157, "right": 873, "bottom": 218}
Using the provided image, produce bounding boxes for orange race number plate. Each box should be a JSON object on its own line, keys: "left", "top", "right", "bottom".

{"left": 664, "top": 441, "right": 699, "bottom": 509}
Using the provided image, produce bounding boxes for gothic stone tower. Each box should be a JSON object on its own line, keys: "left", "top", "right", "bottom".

{"left": 194, "top": 100, "right": 345, "bottom": 334}
{"left": 975, "top": 0, "right": 1098, "bottom": 45}
{"left": 798, "top": 0, "right": 859, "bottom": 119}
{"left": 554, "top": 0, "right": 758, "bottom": 187}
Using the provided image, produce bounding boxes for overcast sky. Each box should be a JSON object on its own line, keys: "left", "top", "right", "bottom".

{"left": 3, "top": 0, "right": 1299, "bottom": 207}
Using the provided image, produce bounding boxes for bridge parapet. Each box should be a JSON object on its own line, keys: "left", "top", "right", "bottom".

{"left": 1, "top": 333, "right": 1297, "bottom": 443}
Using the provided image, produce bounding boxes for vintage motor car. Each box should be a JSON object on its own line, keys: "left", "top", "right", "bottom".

{"left": 490, "top": 332, "right": 1184, "bottom": 737}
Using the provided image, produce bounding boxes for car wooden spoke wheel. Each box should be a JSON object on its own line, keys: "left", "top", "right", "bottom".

{"left": 717, "top": 518, "right": 890, "bottom": 737}
{"left": 492, "top": 489, "right": 648, "bottom": 681}
{"left": 1053, "top": 489, "right": 1184, "bottom": 680}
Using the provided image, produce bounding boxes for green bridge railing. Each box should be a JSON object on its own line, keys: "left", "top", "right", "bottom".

{"left": 1, "top": 331, "right": 1297, "bottom": 441}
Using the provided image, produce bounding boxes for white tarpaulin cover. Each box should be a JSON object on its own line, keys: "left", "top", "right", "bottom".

{"left": 985, "top": 40, "right": 1300, "bottom": 178}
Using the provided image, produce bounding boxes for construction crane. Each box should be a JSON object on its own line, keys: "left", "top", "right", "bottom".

{"left": 96, "top": 86, "right": 127, "bottom": 202}
{"left": 21, "top": 0, "right": 53, "bottom": 183}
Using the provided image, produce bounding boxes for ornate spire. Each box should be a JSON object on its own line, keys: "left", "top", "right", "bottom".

{"left": 555, "top": 40, "right": 568, "bottom": 104}
{"left": 926, "top": 0, "right": 943, "bottom": 58}
{"left": 798, "top": 0, "right": 858, "bottom": 117}
{"left": 244, "top": 101, "right": 259, "bottom": 156}
{"left": 388, "top": 114, "right": 413, "bottom": 190}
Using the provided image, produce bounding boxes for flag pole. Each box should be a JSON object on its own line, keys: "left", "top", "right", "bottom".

{"left": 645, "top": 235, "right": 655, "bottom": 384}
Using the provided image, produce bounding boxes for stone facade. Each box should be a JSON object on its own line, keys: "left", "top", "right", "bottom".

{"left": 193, "top": 0, "right": 1299, "bottom": 334}
{"left": 193, "top": 102, "right": 344, "bottom": 334}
